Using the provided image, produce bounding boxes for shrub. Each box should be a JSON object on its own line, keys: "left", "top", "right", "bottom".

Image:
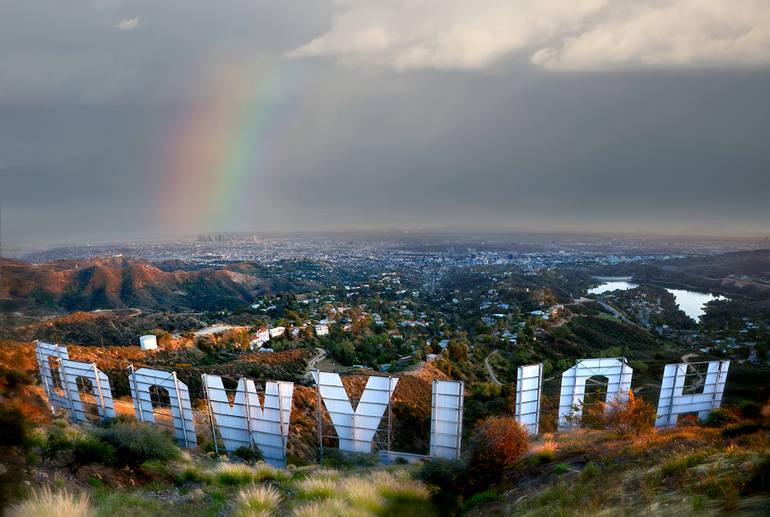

{"left": 579, "top": 390, "right": 655, "bottom": 436}
{"left": 72, "top": 435, "right": 116, "bottom": 466}
{"left": 580, "top": 461, "right": 599, "bottom": 481}
{"left": 176, "top": 466, "right": 210, "bottom": 484}
{"left": 0, "top": 368, "right": 35, "bottom": 391}
{"left": 416, "top": 458, "right": 466, "bottom": 488}
{"left": 721, "top": 422, "right": 762, "bottom": 438}
{"left": 321, "top": 448, "right": 379, "bottom": 468}
{"left": 465, "top": 488, "right": 498, "bottom": 509}
{"left": 531, "top": 439, "right": 558, "bottom": 464}
{"left": 234, "top": 484, "right": 283, "bottom": 517}
{"left": 8, "top": 487, "right": 94, "bottom": 517}
{"left": 703, "top": 408, "right": 739, "bottom": 428}
{"left": 467, "top": 416, "right": 528, "bottom": 484}
{"left": 234, "top": 445, "right": 264, "bottom": 464}
{"left": 96, "top": 421, "right": 179, "bottom": 466}
{"left": 0, "top": 407, "right": 28, "bottom": 447}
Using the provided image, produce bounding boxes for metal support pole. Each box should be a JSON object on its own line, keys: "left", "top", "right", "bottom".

{"left": 57, "top": 346, "right": 75, "bottom": 418}
{"left": 315, "top": 371, "right": 323, "bottom": 464}
{"left": 36, "top": 344, "right": 56, "bottom": 415}
{"left": 387, "top": 375, "right": 393, "bottom": 455}
{"left": 171, "top": 371, "right": 190, "bottom": 448}
{"left": 92, "top": 363, "right": 106, "bottom": 416}
{"left": 201, "top": 374, "right": 219, "bottom": 455}
{"left": 129, "top": 365, "right": 145, "bottom": 422}
{"left": 243, "top": 380, "right": 255, "bottom": 451}
{"left": 456, "top": 381, "right": 464, "bottom": 460}
{"left": 277, "top": 382, "right": 288, "bottom": 456}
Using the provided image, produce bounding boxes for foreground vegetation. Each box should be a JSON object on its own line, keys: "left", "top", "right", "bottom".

{"left": 2, "top": 398, "right": 769, "bottom": 516}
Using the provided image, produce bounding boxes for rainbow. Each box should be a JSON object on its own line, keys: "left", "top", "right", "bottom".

{"left": 157, "top": 59, "right": 299, "bottom": 234}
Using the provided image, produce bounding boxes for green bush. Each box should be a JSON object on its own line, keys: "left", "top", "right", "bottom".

{"left": 416, "top": 459, "right": 466, "bottom": 488}
{"left": 233, "top": 445, "right": 263, "bottom": 464}
{"left": 465, "top": 488, "right": 498, "bottom": 508}
{"left": 580, "top": 462, "right": 599, "bottom": 481}
{"left": 321, "top": 449, "right": 379, "bottom": 468}
{"left": 72, "top": 435, "right": 116, "bottom": 466}
{"left": 44, "top": 428, "right": 77, "bottom": 461}
{"left": 176, "top": 466, "right": 210, "bottom": 484}
{"left": 703, "top": 408, "right": 739, "bottom": 428}
{"left": 96, "top": 421, "right": 179, "bottom": 466}
{"left": 721, "top": 422, "right": 762, "bottom": 438}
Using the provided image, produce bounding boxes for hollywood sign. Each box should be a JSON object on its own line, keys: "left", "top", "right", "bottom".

{"left": 34, "top": 341, "right": 729, "bottom": 467}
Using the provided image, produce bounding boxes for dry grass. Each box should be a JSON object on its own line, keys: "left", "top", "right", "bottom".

{"left": 493, "top": 423, "right": 770, "bottom": 517}
{"left": 291, "top": 499, "right": 367, "bottom": 517}
{"left": 295, "top": 478, "right": 338, "bottom": 500}
{"left": 214, "top": 461, "right": 290, "bottom": 486}
{"left": 8, "top": 487, "right": 94, "bottom": 517}
{"left": 234, "top": 484, "right": 283, "bottom": 517}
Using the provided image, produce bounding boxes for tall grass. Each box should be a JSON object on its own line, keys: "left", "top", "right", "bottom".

{"left": 233, "top": 484, "right": 283, "bottom": 517}
{"left": 295, "top": 478, "right": 338, "bottom": 500}
{"left": 215, "top": 462, "right": 291, "bottom": 486}
{"left": 8, "top": 487, "right": 94, "bottom": 517}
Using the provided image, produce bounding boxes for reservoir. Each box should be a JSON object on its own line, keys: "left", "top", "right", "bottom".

{"left": 588, "top": 278, "right": 727, "bottom": 321}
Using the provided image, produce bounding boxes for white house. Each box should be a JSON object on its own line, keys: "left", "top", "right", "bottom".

{"left": 315, "top": 324, "right": 329, "bottom": 337}
{"left": 269, "top": 326, "right": 285, "bottom": 338}
{"left": 250, "top": 327, "right": 270, "bottom": 349}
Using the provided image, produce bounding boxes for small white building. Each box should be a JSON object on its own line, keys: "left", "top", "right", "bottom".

{"left": 139, "top": 335, "right": 158, "bottom": 351}
{"left": 269, "top": 326, "right": 285, "bottom": 338}
{"left": 315, "top": 324, "right": 329, "bottom": 337}
{"left": 250, "top": 327, "right": 271, "bottom": 349}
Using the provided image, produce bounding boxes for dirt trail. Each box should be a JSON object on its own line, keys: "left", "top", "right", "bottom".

{"left": 484, "top": 349, "right": 502, "bottom": 385}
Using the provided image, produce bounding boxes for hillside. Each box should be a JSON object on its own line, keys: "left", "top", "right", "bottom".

{"left": 596, "top": 249, "right": 770, "bottom": 300}
{"left": 0, "top": 257, "right": 271, "bottom": 312}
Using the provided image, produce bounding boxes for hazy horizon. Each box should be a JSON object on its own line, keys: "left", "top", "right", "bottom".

{"left": 2, "top": 1, "right": 769, "bottom": 246}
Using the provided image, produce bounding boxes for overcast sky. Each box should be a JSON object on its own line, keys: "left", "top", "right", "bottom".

{"left": 1, "top": 0, "right": 769, "bottom": 245}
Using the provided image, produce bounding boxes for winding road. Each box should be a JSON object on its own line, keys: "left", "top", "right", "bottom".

{"left": 304, "top": 348, "right": 327, "bottom": 381}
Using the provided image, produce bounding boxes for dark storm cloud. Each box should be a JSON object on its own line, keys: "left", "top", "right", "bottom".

{"left": 0, "top": 1, "right": 769, "bottom": 245}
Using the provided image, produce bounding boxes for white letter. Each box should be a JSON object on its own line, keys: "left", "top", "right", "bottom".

{"left": 558, "top": 358, "right": 633, "bottom": 430}
{"left": 128, "top": 366, "right": 197, "bottom": 447}
{"left": 655, "top": 360, "right": 729, "bottom": 428}
{"left": 313, "top": 371, "right": 398, "bottom": 453}
{"left": 515, "top": 363, "right": 543, "bottom": 435}
{"left": 203, "top": 374, "right": 293, "bottom": 466}
{"left": 430, "top": 380, "right": 464, "bottom": 459}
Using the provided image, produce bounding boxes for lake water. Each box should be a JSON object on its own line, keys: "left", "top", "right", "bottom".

{"left": 588, "top": 281, "right": 639, "bottom": 295}
{"left": 588, "top": 278, "right": 727, "bottom": 321}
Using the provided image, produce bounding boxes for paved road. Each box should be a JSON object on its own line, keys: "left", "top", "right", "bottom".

{"left": 681, "top": 353, "right": 706, "bottom": 387}
{"left": 484, "top": 349, "right": 502, "bottom": 385}
{"left": 595, "top": 300, "right": 636, "bottom": 326}
{"left": 304, "top": 348, "right": 327, "bottom": 381}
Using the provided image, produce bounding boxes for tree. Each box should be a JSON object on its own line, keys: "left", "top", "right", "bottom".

{"left": 447, "top": 340, "right": 469, "bottom": 362}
